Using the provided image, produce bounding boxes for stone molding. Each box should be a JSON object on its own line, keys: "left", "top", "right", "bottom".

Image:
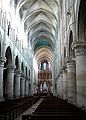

{"left": 72, "top": 41, "right": 86, "bottom": 56}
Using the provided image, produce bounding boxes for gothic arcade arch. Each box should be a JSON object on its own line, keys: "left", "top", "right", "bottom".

{"left": 14, "top": 55, "right": 20, "bottom": 97}
{"left": 15, "top": 55, "right": 20, "bottom": 70}
{"left": 78, "top": 0, "right": 86, "bottom": 41}
{"left": 21, "top": 62, "right": 24, "bottom": 75}
{"left": 3, "top": 46, "right": 12, "bottom": 98}
{"left": 0, "top": 32, "right": 2, "bottom": 56}
{"left": 0, "top": 42, "right": 1, "bottom": 56}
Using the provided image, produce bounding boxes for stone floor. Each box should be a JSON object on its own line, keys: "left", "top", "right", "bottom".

{"left": 15, "top": 98, "right": 44, "bottom": 120}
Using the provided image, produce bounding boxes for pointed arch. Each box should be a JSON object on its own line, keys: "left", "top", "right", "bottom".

{"left": 15, "top": 55, "right": 20, "bottom": 70}
{"left": 21, "top": 62, "right": 24, "bottom": 73}
{"left": 69, "top": 31, "right": 75, "bottom": 58}
{"left": 0, "top": 42, "right": 1, "bottom": 56}
{"left": 5, "top": 46, "right": 12, "bottom": 65}
{"left": 3, "top": 46, "right": 12, "bottom": 98}
{"left": 78, "top": 0, "right": 86, "bottom": 41}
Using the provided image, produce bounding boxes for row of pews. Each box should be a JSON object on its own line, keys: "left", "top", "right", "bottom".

{"left": 22, "top": 96, "right": 86, "bottom": 120}
{"left": 0, "top": 96, "right": 40, "bottom": 120}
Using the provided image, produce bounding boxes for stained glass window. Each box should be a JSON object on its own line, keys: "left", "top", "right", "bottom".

{"left": 44, "top": 63, "right": 46, "bottom": 70}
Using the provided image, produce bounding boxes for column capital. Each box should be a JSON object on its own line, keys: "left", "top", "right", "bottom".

{"left": 66, "top": 57, "right": 75, "bottom": 63}
{"left": 15, "top": 69, "right": 21, "bottom": 75}
{"left": 72, "top": 41, "right": 86, "bottom": 56}
{"left": 21, "top": 72, "right": 25, "bottom": 77}
{"left": 62, "top": 68, "right": 67, "bottom": 73}
{"left": 61, "top": 65, "right": 67, "bottom": 71}
{"left": 7, "top": 64, "right": 15, "bottom": 71}
{"left": 66, "top": 58, "right": 75, "bottom": 67}
{"left": 21, "top": 76, "right": 25, "bottom": 80}
{"left": 26, "top": 78, "right": 30, "bottom": 81}
{"left": 25, "top": 76, "right": 28, "bottom": 80}
{"left": 0, "top": 57, "right": 6, "bottom": 66}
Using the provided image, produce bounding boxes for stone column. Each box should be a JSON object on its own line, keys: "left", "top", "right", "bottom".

{"left": 57, "top": 74, "right": 63, "bottom": 98}
{"left": 6, "top": 64, "right": 15, "bottom": 99}
{"left": 54, "top": 79, "right": 57, "bottom": 96}
{"left": 48, "top": 81, "right": 51, "bottom": 93}
{"left": 20, "top": 76, "right": 25, "bottom": 97}
{"left": 28, "top": 81, "right": 30, "bottom": 96}
{"left": 0, "top": 57, "right": 6, "bottom": 101}
{"left": 59, "top": 74, "right": 63, "bottom": 98}
{"left": 62, "top": 67, "right": 68, "bottom": 100}
{"left": 38, "top": 82, "right": 40, "bottom": 94}
{"left": 42, "top": 82, "right": 44, "bottom": 93}
{"left": 57, "top": 76, "right": 60, "bottom": 97}
{"left": 73, "top": 41, "right": 86, "bottom": 106}
{"left": 25, "top": 79, "right": 29, "bottom": 96}
{"left": 66, "top": 58, "right": 76, "bottom": 104}
{"left": 14, "top": 70, "right": 21, "bottom": 98}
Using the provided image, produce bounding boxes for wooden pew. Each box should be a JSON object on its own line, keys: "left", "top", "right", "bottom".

{"left": 22, "top": 96, "right": 86, "bottom": 120}
{"left": 0, "top": 96, "right": 40, "bottom": 120}
{"left": 22, "top": 113, "right": 86, "bottom": 120}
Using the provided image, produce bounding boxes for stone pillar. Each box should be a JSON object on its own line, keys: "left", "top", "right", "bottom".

{"left": 14, "top": 70, "right": 21, "bottom": 98}
{"left": 55, "top": 81, "right": 57, "bottom": 96}
{"left": 25, "top": 79, "right": 29, "bottom": 96}
{"left": 20, "top": 76, "right": 25, "bottom": 97}
{"left": 57, "top": 74, "right": 63, "bottom": 98}
{"left": 66, "top": 58, "right": 76, "bottom": 104}
{"left": 6, "top": 64, "right": 15, "bottom": 99}
{"left": 48, "top": 81, "right": 51, "bottom": 93}
{"left": 42, "top": 82, "right": 43, "bottom": 93}
{"left": 28, "top": 81, "right": 30, "bottom": 96}
{"left": 73, "top": 41, "right": 86, "bottom": 106}
{"left": 59, "top": 74, "right": 63, "bottom": 98}
{"left": 0, "top": 57, "right": 5, "bottom": 101}
{"left": 38, "top": 82, "right": 40, "bottom": 94}
{"left": 62, "top": 68, "right": 68, "bottom": 100}
{"left": 57, "top": 76, "right": 60, "bottom": 97}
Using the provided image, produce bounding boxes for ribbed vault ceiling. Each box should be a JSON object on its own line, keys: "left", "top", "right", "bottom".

{"left": 34, "top": 47, "right": 53, "bottom": 64}
{"left": 15, "top": 0, "right": 59, "bottom": 63}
